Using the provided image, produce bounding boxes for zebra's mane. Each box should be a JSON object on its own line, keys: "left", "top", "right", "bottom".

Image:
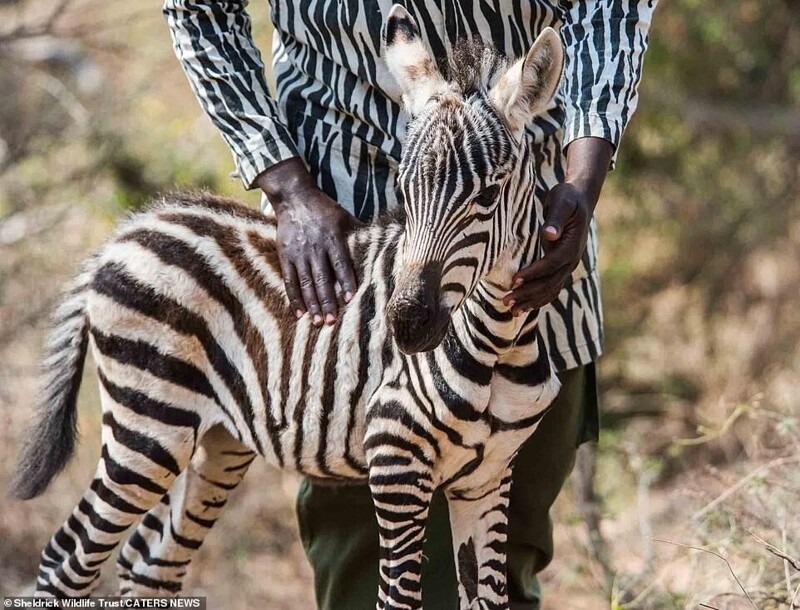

{"left": 147, "top": 190, "right": 407, "bottom": 231}
{"left": 437, "top": 39, "right": 509, "bottom": 96}
{"left": 372, "top": 203, "right": 406, "bottom": 228}
{"left": 140, "top": 192, "right": 407, "bottom": 281}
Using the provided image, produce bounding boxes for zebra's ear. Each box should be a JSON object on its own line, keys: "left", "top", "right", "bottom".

{"left": 489, "top": 27, "right": 564, "bottom": 133}
{"left": 382, "top": 4, "right": 449, "bottom": 116}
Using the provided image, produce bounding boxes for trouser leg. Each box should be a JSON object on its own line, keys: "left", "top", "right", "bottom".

{"left": 505, "top": 366, "right": 589, "bottom": 609}
{"left": 296, "top": 482, "right": 457, "bottom": 609}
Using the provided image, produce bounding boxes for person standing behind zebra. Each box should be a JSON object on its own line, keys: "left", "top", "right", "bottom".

{"left": 163, "top": 1, "right": 656, "bottom": 607}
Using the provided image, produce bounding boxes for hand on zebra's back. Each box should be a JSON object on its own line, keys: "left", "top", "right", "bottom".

{"left": 257, "top": 157, "right": 363, "bottom": 327}
{"left": 506, "top": 136, "right": 614, "bottom": 314}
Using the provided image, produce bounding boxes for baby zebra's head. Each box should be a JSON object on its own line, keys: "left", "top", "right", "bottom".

{"left": 381, "top": 5, "right": 564, "bottom": 354}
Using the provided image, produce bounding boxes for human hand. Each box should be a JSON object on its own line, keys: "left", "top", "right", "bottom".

{"left": 257, "top": 158, "right": 362, "bottom": 326}
{"left": 506, "top": 182, "right": 591, "bottom": 313}
{"left": 504, "top": 137, "right": 613, "bottom": 315}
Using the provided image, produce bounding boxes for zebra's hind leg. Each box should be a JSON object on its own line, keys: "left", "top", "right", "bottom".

{"left": 116, "top": 424, "right": 256, "bottom": 596}
{"left": 369, "top": 466, "right": 435, "bottom": 610}
{"left": 35, "top": 378, "right": 196, "bottom": 597}
{"left": 446, "top": 469, "right": 513, "bottom": 610}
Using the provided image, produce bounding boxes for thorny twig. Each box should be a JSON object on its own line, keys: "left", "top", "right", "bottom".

{"left": 651, "top": 537, "right": 757, "bottom": 609}
{"left": 745, "top": 528, "right": 800, "bottom": 572}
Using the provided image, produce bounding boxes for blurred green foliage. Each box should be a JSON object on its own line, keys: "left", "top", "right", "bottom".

{"left": 610, "top": 0, "right": 799, "bottom": 305}
{"left": 598, "top": 0, "right": 800, "bottom": 429}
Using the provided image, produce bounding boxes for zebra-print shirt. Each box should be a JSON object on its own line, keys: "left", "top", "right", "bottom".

{"left": 164, "top": 0, "right": 656, "bottom": 371}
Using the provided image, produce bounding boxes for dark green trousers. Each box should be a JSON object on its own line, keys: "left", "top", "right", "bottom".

{"left": 296, "top": 365, "right": 598, "bottom": 610}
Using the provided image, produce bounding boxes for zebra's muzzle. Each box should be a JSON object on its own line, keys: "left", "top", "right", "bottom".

{"left": 387, "top": 261, "right": 451, "bottom": 354}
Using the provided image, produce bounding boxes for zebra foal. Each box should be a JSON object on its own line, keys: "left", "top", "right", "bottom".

{"left": 13, "top": 6, "right": 564, "bottom": 609}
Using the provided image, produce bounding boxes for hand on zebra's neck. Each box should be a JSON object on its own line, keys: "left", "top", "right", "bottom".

{"left": 505, "top": 136, "right": 614, "bottom": 315}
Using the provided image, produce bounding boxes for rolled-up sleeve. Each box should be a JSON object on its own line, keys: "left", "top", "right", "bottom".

{"left": 163, "top": 0, "right": 299, "bottom": 188}
{"left": 560, "top": 0, "right": 657, "bottom": 162}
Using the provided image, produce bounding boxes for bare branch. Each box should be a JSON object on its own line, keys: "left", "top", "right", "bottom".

{"left": 745, "top": 529, "right": 800, "bottom": 572}
{"left": 674, "top": 403, "right": 749, "bottom": 447}
{"left": 693, "top": 455, "right": 800, "bottom": 521}
{"left": 651, "top": 537, "right": 757, "bottom": 609}
{"left": 573, "top": 443, "right": 616, "bottom": 595}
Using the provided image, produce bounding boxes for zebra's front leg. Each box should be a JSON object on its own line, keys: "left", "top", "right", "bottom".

{"left": 368, "top": 451, "right": 435, "bottom": 610}
{"left": 116, "top": 425, "right": 256, "bottom": 596}
{"left": 446, "top": 468, "right": 513, "bottom": 610}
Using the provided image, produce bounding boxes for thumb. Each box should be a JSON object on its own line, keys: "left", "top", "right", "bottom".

{"left": 339, "top": 208, "right": 366, "bottom": 233}
{"left": 543, "top": 191, "right": 574, "bottom": 241}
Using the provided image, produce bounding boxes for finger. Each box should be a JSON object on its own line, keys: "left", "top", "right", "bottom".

{"left": 297, "top": 260, "right": 323, "bottom": 325}
{"left": 507, "top": 265, "right": 571, "bottom": 307}
{"left": 543, "top": 193, "right": 574, "bottom": 242}
{"left": 341, "top": 213, "right": 366, "bottom": 233}
{"left": 513, "top": 244, "right": 573, "bottom": 284}
{"left": 311, "top": 255, "right": 339, "bottom": 324}
{"left": 328, "top": 240, "right": 358, "bottom": 302}
{"left": 280, "top": 258, "right": 305, "bottom": 319}
{"left": 513, "top": 286, "right": 564, "bottom": 314}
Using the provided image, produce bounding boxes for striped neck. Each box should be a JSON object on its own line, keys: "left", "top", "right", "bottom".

{"left": 352, "top": 178, "right": 538, "bottom": 360}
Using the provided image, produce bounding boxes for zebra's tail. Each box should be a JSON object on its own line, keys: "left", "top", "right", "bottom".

{"left": 12, "top": 260, "right": 95, "bottom": 500}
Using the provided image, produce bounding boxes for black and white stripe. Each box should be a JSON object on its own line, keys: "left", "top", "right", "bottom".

{"left": 17, "top": 12, "right": 602, "bottom": 608}
{"left": 163, "top": 0, "right": 657, "bottom": 371}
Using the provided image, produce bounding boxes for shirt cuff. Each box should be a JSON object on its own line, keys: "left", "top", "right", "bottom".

{"left": 235, "top": 129, "right": 302, "bottom": 190}
{"left": 563, "top": 112, "right": 624, "bottom": 169}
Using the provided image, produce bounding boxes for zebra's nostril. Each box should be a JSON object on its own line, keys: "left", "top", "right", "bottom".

{"left": 388, "top": 260, "right": 444, "bottom": 349}
{"left": 416, "top": 303, "right": 433, "bottom": 326}
{"left": 387, "top": 295, "right": 444, "bottom": 354}
{"left": 393, "top": 299, "right": 432, "bottom": 326}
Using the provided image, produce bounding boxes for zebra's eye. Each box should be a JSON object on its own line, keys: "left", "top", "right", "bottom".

{"left": 474, "top": 184, "right": 500, "bottom": 208}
